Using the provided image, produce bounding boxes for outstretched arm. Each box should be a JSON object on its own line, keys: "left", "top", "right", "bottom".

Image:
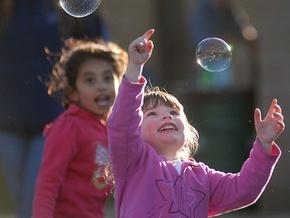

{"left": 108, "top": 29, "right": 155, "bottom": 183}
{"left": 254, "top": 99, "right": 285, "bottom": 154}
{"left": 125, "top": 29, "right": 154, "bottom": 83}
{"left": 208, "top": 99, "right": 284, "bottom": 215}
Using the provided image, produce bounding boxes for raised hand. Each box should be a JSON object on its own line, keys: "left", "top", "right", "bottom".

{"left": 128, "top": 29, "right": 154, "bottom": 65}
{"left": 125, "top": 29, "right": 155, "bottom": 82}
{"left": 254, "top": 99, "right": 285, "bottom": 152}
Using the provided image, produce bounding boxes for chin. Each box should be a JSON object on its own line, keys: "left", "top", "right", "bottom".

{"left": 94, "top": 107, "right": 110, "bottom": 115}
{"left": 160, "top": 136, "right": 181, "bottom": 144}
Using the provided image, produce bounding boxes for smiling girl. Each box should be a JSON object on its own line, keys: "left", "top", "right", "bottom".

{"left": 108, "top": 29, "right": 285, "bottom": 218}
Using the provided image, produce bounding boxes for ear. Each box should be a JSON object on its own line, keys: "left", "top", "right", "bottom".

{"left": 68, "top": 88, "right": 79, "bottom": 103}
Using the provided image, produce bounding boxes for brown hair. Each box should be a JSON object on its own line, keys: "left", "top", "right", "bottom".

{"left": 104, "top": 86, "right": 199, "bottom": 189}
{"left": 46, "top": 38, "right": 128, "bottom": 108}
{"left": 143, "top": 86, "right": 199, "bottom": 158}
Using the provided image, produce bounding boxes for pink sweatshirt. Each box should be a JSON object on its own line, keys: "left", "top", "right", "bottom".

{"left": 33, "top": 104, "right": 111, "bottom": 218}
{"left": 108, "top": 77, "right": 281, "bottom": 218}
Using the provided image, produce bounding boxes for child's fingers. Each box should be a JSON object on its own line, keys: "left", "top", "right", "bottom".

{"left": 273, "top": 112, "right": 284, "bottom": 121}
{"left": 130, "top": 29, "right": 154, "bottom": 54}
{"left": 145, "top": 40, "right": 154, "bottom": 53}
{"left": 254, "top": 108, "right": 262, "bottom": 127}
{"left": 266, "top": 99, "right": 277, "bottom": 117}
{"left": 277, "top": 120, "right": 286, "bottom": 131}
{"left": 143, "top": 29, "right": 155, "bottom": 40}
{"left": 274, "top": 104, "right": 282, "bottom": 114}
{"left": 136, "top": 31, "right": 154, "bottom": 53}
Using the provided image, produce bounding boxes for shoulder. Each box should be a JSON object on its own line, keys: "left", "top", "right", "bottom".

{"left": 44, "top": 108, "right": 84, "bottom": 136}
{"left": 42, "top": 110, "right": 86, "bottom": 155}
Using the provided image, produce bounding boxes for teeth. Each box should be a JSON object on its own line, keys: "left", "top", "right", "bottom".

{"left": 95, "top": 96, "right": 109, "bottom": 106}
{"left": 96, "top": 100, "right": 108, "bottom": 106}
{"left": 161, "top": 127, "right": 174, "bottom": 131}
{"left": 159, "top": 124, "right": 176, "bottom": 131}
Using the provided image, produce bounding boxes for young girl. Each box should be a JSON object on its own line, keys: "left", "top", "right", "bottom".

{"left": 32, "top": 38, "right": 128, "bottom": 218}
{"left": 108, "top": 29, "right": 285, "bottom": 217}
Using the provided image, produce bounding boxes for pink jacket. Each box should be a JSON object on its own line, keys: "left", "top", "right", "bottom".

{"left": 33, "top": 104, "right": 111, "bottom": 218}
{"left": 108, "top": 77, "right": 281, "bottom": 218}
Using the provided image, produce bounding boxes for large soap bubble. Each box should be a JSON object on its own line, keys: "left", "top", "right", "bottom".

{"left": 59, "top": 0, "right": 101, "bottom": 18}
{"left": 196, "top": 37, "right": 232, "bottom": 72}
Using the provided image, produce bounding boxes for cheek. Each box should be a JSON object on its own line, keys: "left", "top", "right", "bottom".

{"left": 176, "top": 119, "right": 186, "bottom": 139}
{"left": 140, "top": 120, "right": 156, "bottom": 141}
{"left": 79, "top": 90, "right": 93, "bottom": 101}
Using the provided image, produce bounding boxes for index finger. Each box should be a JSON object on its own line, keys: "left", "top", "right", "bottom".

{"left": 266, "top": 98, "right": 277, "bottom": 117}
{"left": 143, "top": 28, "right": 155, "bottom": 40}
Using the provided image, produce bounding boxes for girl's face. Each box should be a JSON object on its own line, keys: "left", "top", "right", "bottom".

{"left": 141, "top": 104, "right": 186, "bottom": 160}
{"left": 70, "top": 58, "right": 120, "bottom": 120}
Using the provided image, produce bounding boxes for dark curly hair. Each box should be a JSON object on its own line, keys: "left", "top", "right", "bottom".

{"left": 46, "top": 38, "right": 128, "bottom": 108}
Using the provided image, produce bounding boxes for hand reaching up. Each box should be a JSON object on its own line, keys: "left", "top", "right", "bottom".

{"left": 128, "top": 29, "right": 154, "bottom": 65}
{"left": 125, "top": 29, "right": 154, "bottom": 82}
{"left": 254, "top": 99, "right": 285, "bottom": 153}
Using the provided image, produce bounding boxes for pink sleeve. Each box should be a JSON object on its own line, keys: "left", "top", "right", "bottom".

{"left": 32, "top": 118, "right": 78, "bottom": 218}
{"left": 108, "top": 76, "right": 146, "bottom": 179}
{"left": 207, "top": 138, "right": 281, "bottom": 216}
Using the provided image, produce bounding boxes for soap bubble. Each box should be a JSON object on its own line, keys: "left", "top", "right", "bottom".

{"left": 196, "top": 37, "right": 232, "bottom": 72}
{"left": 59, "top": 0, "right": 101, "bottom": 18}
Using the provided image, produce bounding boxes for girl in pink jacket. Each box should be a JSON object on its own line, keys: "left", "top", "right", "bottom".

{"left": 108, "top": 29, "right": 285, "bottom": 218}
{"left": 33, "top": 38, "right": 128, "bottom": 218}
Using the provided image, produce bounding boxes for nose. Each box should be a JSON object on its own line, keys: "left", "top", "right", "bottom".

{"left": 96, "top": 81, "right": 106, "bottom": 91}
{"left": 162, "top": 114, "right": 173, "bottom": 120}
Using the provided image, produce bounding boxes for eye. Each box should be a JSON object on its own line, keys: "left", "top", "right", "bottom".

{"left": 84, "top": 77, "right": 95, "bottom": 84}
{"left": 104, "top": 74, "right": 113, "bottom": 83}
{"left": 170, "top": 110, "right": 179, "bottom": 116}
{"left": 146, "top": 111, "right": 157, "bottom": 117}
{"left": 103, "top": 70, "right": 115, "bottom": 83}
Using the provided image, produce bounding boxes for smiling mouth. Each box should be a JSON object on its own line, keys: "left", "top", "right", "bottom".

{"left": 158, "top": 123, "right": 178, "bottom": 132}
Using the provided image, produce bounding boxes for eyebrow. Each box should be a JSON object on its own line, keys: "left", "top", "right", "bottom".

{"left": 103, "top": 69, "right": 114, "bottom": 74}
{"left": 143, "top": 107, "right": 155, "bottom": 113}
{"left": 81, "top": 71, "right": 94, "bottom": 76}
